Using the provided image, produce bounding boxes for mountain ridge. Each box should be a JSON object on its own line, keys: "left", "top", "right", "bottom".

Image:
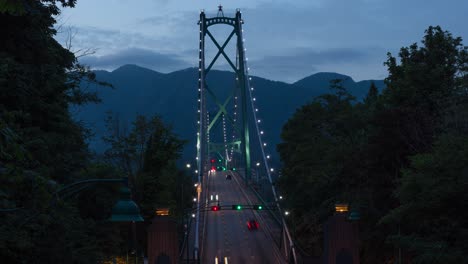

{"left": 102, "top": 64, "right": 381, "bottom": 84}
{"left": 75, "top": 64, "right": 386, "bottom": 164}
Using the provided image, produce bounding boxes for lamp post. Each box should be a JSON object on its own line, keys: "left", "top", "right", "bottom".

{"left": 183, "top": 209, "right": 196, "bottom": 264}
{"left": 2, "top": 178, "right": 144, "bottom": 263}
{"left": 109, "top": 185, "right": 144, "bottom": 222}
{"left": 108, "top": 184, "right": 144, "bottom": 264}
{"left": 2, "top": 178, "right": 143, "bottom": 223}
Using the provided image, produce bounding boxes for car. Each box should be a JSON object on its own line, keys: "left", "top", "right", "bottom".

{"left": 210, "top": 194, "right": 219, "bottom": 201}
{"left": 226, "top": 174, "right": 232, "bottom": 180}
{"left": 247, "top": 219, "right": 259, "bottom": 230}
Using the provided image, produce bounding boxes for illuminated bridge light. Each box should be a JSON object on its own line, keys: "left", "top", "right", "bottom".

{"left": 254, "top": 205, "right": 263, "bottom": 210}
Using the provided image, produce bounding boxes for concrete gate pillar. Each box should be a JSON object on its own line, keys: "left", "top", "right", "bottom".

{"left": 323, "top": 211, "right": 359, "bottom": 264}
{"left": 147, "top": 216, "right": 179, "bottom": 264}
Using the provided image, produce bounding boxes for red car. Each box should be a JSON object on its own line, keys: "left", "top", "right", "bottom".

{"left": 247, "top": 219, "right": 259, "bottom": 230}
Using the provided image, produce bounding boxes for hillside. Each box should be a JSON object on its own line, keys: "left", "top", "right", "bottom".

{"left": 73, "top": 64, "right": 385, "bottom": 163}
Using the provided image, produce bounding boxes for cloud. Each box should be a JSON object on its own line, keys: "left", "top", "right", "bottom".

{"left": 249, "top": 47, "right": 383, "bottom": 83}
{"left": 79, "top": 48, "right": 190, "bottom": 72}
{"left": 260, "top": 48, "right": 373, "bottom": 65}
{"left": 56, "top": 0, "right": 468, "bottom": 82}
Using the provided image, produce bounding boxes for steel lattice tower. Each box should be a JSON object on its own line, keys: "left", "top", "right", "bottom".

{"left": 196, "top": 7, "right": 251, "bottom": 184}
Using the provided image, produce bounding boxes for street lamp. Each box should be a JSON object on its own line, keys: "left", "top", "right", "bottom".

{"left": 1, "top": 177, "right": 144, "bottom": 263}
{"left": 107, "top": 183, "right": 144, "bottom": 264}
{"left": 2, "top": 178, "right": 143, "bottom": 223}
{"left": 109, "top": 186, "right": 144, "bottom": 222}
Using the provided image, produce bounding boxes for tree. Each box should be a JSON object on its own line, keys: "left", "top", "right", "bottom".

{"left": 381, "top": 135, "right": 468, "bottom": 263}
{"left": 276, "top": 26, "right": 468, "bottom": 263}
{"left": 1, "top": 1, "right": 119, "bottom": 262}
{"left": 377, "top": 26, "right": 468, "bottom": 263}
{"left": 102, "top": 112, "right": 136, "bottom": 180}
{"left": 364, "top": 81, "right": 378, "bottom": 106}
{"left": 136, "top": 115, "right": 186, "bottom": 219}
{"left": 277, "top": 79, "right": 367, "bottom": 255}
{"left": 382, "top": 26, "right": 467, "bottom": 154}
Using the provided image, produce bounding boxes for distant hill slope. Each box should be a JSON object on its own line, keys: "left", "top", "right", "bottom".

{"left": 73, "top": 64, "right": 385, "bottom": 164}
{"left": 293, "top": 72, "right": 386, "bottom": 100}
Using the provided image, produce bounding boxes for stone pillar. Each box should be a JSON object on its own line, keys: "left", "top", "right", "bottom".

{"left": 323, "top": 213, "right": 359, "bottom": 264}
{"left": 147, "top": 216, "right": 179, "bottom": 264}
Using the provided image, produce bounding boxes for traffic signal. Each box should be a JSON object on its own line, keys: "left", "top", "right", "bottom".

{"left": 211, "top": 205, "right": 220, "bottom": 211}
{"left": 232, "top": 205, "right": 242, "bottom": 210}
{"left": 253, "top": 205, "right": 263, "bottom": 210}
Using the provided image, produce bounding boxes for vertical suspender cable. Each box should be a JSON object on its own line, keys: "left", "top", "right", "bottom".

{"left": 239, "top": 16, "right": 298, "bottom": 264}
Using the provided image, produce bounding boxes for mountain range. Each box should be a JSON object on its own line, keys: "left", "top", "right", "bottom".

{"left": 74, "top": 64, "right": 385, "bottom": 164}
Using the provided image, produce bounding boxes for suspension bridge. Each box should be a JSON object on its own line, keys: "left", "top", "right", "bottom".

{"left": 181, "top": 6, "right": 297, "bottom": 264}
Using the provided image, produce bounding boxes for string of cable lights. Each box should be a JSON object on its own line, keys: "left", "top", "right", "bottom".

{"left": 238, "top": 18, "right": 298, "bottom": 263}
{"left": 222, "top": 113, "right": 230, "bottom": 162}
{"left": 238, "top": 30, "right": 275, "bottom": 184}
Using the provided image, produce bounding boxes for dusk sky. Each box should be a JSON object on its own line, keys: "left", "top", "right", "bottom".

{"left": 56, "top": 0, "right": 468, "bottom": 83}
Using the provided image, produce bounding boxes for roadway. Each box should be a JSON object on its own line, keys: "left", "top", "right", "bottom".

{"left": 201, "top": 170, "right": 285, "bottom": 264}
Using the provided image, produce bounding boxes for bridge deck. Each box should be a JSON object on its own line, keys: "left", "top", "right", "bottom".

{"left": 201, "top": 170, "right": 285, "bottom": 264}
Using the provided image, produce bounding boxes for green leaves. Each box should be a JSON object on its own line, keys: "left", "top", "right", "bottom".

{"left": 102, "top": 113, "right": 189, "bottom": 221}
{"left": 277, "top": 78, "right": 368, "bottom": 254}
{"left": 0, "top": 0, "right": 26, "bottom": 15}
{"left": 0, "top": 1, "right": 118, "bottom": 261}
{"left": 278, "top": 26, "right": 468, "bottom": 262}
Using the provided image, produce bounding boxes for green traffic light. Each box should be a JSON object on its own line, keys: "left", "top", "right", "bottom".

{"left": 258, "top": 205, "right": 263, "bottom": 210}
{"left": 232, "top": 205, "right": 242, "bottom": 210}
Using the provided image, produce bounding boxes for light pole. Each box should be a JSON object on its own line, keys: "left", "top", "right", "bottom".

{"left": 1, "top": 177, "right": 144, "bottom": 263}
{"left": 109, "top": 185, "right": 144, "bottom": 264}
{"left": 2, "top": 178, "right": 144, "bottom": 224}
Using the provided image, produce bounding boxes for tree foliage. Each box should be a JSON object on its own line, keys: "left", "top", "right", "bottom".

{"left": 102, "top": 113, "right": 192, "bottom": 255}
{"left": 278, "top": 26, "right": 468, "bottom": 263}
{"left": 0, "top": 1, "right": 119, "bottom": 262}
{"left": 102, "top": 113, "right": 189, "bottom": 217}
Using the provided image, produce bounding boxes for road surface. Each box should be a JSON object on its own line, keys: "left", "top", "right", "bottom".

{"left": 201, "top": 170, "right": 284, "bottom": 264}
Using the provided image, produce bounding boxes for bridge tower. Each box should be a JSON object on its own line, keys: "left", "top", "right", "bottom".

{"left": 196, "top": 6, "right": 251, "bottom": 183}
{"left": 193, "top": 7, "right": 298, "bottom": 264}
